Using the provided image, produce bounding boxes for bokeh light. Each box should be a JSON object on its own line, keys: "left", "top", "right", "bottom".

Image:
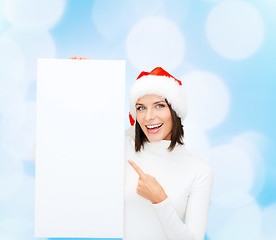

{"left": 206, "top": 1, "right": 264, "bottom": 59}
{"left": 3, "top": 0, "right": 66, "bottom": 30}
{"left": 182, "top": 71, "right": 230, "bottom": 130}
{"left": 0, "top": 34, "right": 25, "bottom": 99}
{"left": 261, "top": 203, "right": 276, "bottom": 239}
{"left": 92, "top": 0, "right": 134, "bottom": 40}
{"left": 209, "top": 143, "right": 254, "bottom": 207}
{"left": 210, "top": 202, "right": 262, "bottom": 240}
{"left": 6, "top": 28, "right": 56, "bottom": 80}
{"left": 126, "top": 17, "right": 185, "bottom": 71}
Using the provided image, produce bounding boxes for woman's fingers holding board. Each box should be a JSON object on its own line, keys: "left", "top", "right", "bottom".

{"left": 68, "top": 56, "right": 90, "bottom": 60}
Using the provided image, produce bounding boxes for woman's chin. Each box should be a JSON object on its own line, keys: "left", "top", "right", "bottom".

{"left": 146, "top": 135, "right": 164, "bottom": 142}
{"left": 145, "top": 131, "right": 172, "bottom": 142}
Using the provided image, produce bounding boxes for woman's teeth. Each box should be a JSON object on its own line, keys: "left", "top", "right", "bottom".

{"left": 146, "top": 123, "right": 162, "bottom": 129}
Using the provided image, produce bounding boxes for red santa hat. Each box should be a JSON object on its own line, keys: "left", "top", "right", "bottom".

{"left": 129, "top": 67, "right": 187, "bottom": 126}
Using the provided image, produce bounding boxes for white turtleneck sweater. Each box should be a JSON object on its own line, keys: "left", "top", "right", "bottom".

{"left": 124, "top": 129, "right": 213, "bottom": 240}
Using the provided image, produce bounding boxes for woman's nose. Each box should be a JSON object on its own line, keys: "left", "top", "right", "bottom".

{"left": 145, "top": 109, "right": 156, "bottom": 121}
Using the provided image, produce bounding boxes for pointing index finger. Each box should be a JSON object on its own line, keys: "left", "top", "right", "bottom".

{"left": 128, "top": 160, "right": 145, "bottom": 178}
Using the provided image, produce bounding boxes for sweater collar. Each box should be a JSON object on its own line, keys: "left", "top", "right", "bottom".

{"left": 142, "top": 139, "right": 182, "bottom": 156}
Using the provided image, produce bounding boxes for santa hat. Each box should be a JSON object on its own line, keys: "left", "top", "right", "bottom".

{"left": 129, "top": 67, "right": 187, "bottom": 126}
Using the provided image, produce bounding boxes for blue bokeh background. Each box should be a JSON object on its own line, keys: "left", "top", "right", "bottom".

{"left": 0, "top": 0, "right": 275, "bottom": 239}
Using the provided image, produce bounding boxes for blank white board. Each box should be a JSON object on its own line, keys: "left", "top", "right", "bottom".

{"left": 35, "top": 59, "right": 125, "bottom": 238}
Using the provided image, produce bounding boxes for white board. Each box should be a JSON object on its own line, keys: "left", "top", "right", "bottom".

{"left": 35, "top": 59, "right": 125, "bottom": 238}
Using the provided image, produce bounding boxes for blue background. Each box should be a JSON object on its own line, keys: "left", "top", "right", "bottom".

{"left": 0, "top": 0, "right": 275, "bottom": 239}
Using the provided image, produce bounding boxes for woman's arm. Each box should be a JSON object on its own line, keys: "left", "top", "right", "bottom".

{"left": 151, "top": 167, "right": 214, "bottom": 240}
{"left": 128, "top": 158, "right": 214, "bottom": 239}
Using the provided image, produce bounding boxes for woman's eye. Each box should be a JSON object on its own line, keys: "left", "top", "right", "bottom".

{"left": 137, "top": 106, "right": 146, "bottom": 111}
{"left": 157, "top": 104, "right": 165, "bottom": 109}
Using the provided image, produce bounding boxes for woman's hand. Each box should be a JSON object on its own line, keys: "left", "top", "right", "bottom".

{"left": 128, "top": 160, "right": 168, "bottom": 204}
{"left": 69, "top": 56, "right": 90, "bottom": 60}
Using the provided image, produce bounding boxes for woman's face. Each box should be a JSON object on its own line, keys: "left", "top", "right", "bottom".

{"left": 136, "top": 94, "right": 173, "bottom": 142}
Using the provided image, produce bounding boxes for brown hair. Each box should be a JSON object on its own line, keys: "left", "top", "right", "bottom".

{"left": 135, "top": 99, "right": 184, "bottom": 152}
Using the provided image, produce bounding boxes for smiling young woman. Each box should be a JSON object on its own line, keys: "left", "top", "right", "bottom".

{"left": 125, "top": 67, "right": 213, "bottom": 240}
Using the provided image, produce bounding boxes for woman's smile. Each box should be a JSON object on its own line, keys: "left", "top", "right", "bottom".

{"left": 145, "top": 123, "right": 163, "bottom": 133}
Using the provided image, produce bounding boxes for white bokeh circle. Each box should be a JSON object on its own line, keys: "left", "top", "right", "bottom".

{"left": 182, "top": 71, "right": 230, "bottom": 130}
{"left": 0, "top": 34, "right": 25, "bottom": 99}
{"left": 203, "top": 0, "right": 217, "bottom": 1}
{"left": 0, "top": 217, "right": 33, "bottom": 235}
{"left": 92, "top": 0, "right": 134, "bottom": 39}
{"left": 207, "top": 202, "right": 234, "bottom": 239}
{"left": 0, "top": 144, "right": 23, "bottom": 177}
{"left": 0, "top": 175, "right": 34, "bottom": 216}
{"left": 132, "top": 0, "right": 166, "bottom": 18}
{"left": 183, "top": 122, "right": 211, "bottom": 161}
{"left": 261, "top": 203, "right": 276, "bottom": 239}
{"left": 206, "top": 1, "right": 264, "bottom": 59}
{"left": 3, "top": 0, "right": 66, "bottom": 30}
{"left": 6, "top": 28, "right": 56, "bottom": 80}
{"left": 126, "top": 17, "right": 185, "bottom": 71}
{"left": 209, "top": 143, "right": 254, "bottom": 207}
{"left": 231, "top": 131, "right": 266, "bottom": 197}
{"left": 1, "top": 101, "right": 36, "bottom": 161}
{"left": 132, "top": 0, "right": 190, "bottom": 24}
{"left": 0, "top": 234, "right": 18, "bottom": 240}
{"left": 0, "top": 174, "right": 24, "bottom": 201}
{"left": 207, "top": 196, "right": 255, "bottom": 239}
{"left": 210, "top": 203, "right": 262, "bottom": 240}
{"left": 0, "top": 16, "right": 5, "bottom": 34}
{"left": 0, "top": 175, "right": 40, "bottom": 240}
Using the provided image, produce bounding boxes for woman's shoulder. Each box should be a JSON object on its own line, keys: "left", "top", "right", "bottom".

{"left": 180, "top": 148, "right": 213, "bottom": 177}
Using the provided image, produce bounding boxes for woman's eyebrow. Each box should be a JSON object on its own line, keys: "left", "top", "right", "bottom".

{"left": 153, "top": 100, "right": 166, "bottom": 104}
{"left": 136, "top": 101, "right": 165, "bottom": 106}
